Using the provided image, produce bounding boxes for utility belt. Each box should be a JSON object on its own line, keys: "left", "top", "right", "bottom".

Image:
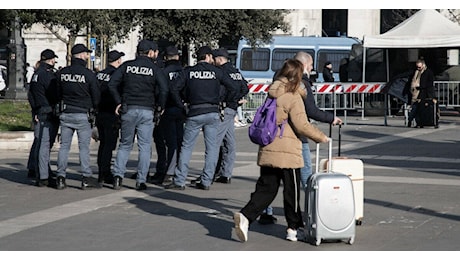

{"left": 188, "top": 103, "right": 219, "bottom": 110}
{"left": 63, "top": 104, "right": 90, "bottom": 113}
{"left": 55, "top": 102, "right": 96, "bottom": 126}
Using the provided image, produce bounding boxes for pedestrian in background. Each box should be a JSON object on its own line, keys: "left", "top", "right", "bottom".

{"left": 322, "top": 61, "right": 334, "bottom": 82}
{"left": 233, "top": 59, "right": 329, "bottom": 243}
{"left": 151, "top": 45, "right": 186, "bottom": 185}
{"left": 407, "top": 58, "right": 435, "bottom": 127}
{"left": 295, "top": 52, "right": 342, "bottom": 188}
{"left": 164, "top": 46, "right": 239, "bottom": 191}
{"left": 55, "top": 44, "right": 100, "bottom": 190}
{"left": 95, "top": 50, "right": 125, "bottom": 185}
{"left": 28, "top": 49, "right": 60, "bottom": 187}
{"left": 108, "top": 39, "right": 168, "bottom": 191}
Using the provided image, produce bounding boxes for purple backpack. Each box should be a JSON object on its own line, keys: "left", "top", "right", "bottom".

{"left": 248, "top": 97, "right": 287, "bottom": 146}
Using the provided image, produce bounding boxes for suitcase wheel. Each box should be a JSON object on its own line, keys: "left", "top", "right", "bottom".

{"left": 348, "top": 236, "right": 355, "bottom": 245}
{"left": 315, "top": 238, "right": 321, "bottom": 246}
{"left": 356, "top": 219, "right": 363, "bottom": 226}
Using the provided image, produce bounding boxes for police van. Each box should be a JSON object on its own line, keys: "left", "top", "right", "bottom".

{"left": 235, "top": 36, "right": 361, "bottom": 84}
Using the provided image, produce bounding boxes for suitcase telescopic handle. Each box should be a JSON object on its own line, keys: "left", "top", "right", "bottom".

{"left": 328, "top": 123, "right": 342, "bottom": 157}
{"left": 316, "top": 137, "right": 333, "bottom": 173}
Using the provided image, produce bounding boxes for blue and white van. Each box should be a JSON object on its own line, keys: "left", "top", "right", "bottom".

{"left": 235, "top": 36, "right": 361, "bottom": 84}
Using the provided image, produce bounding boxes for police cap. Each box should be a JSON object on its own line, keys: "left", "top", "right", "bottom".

{"left": 108, "top": 50, "right": 125, "bottom": 62}
{"left": 71, "top": 44, "right": 92, "bottom": 55}
{"left": 212, "top": 48, "right": 229, "bottom": 59}
{"left": 165, "top": 45, "right": 179, "bottom": 56}
{"left": 137, "top": 39, "right": 158, "bottom": 52}
{"left": 197, "top": 46, "right": 212, "bottom": 59}
{"left": 40, "top": 49, "right": 58, "bottom": 61}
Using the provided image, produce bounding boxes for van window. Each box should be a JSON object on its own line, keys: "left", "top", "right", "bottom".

{"left": 240, "top": 48, "right": 270, "bottom": 71}
{"left": 317, "top": 50, "right": 350, "bottom": 73}
{"left": 272, "top": 48, "right": 315, "bottom": 71}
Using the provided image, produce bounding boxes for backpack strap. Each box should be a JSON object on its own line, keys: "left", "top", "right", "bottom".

{"left": 278, "top": 118, "right": 288, "bottom": 138}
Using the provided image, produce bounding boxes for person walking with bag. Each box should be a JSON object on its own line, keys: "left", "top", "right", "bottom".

{"left": 407, "top": 58, "right": 435, "bottom": 127}
{"left": 233, "top": 59, "right": 329, "bottom": 242}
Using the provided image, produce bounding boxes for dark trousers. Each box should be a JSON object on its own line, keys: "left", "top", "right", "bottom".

{"left": 96, "top": 112, "right": 119, "bottom": 177}
{"left": 241, "top": 166, "right": 304, "bottom": 230}
{"left": 153, "top": 107, "right": 185, "bottom": 181}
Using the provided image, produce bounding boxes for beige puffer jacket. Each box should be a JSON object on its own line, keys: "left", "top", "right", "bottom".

{"left": 257, "top": 77, "right": 327, "bottom": 169}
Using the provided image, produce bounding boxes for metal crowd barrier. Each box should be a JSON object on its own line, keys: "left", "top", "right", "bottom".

{"left": 241, "top": 81, "right": 460, "bottom": 125}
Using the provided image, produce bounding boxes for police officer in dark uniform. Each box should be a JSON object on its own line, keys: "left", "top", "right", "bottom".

{"left": 212, "top": 47, "right": 249, "bottom": 184}
{"left": 151, "top": 45, "right": 186, "bottom": 185}
{"left": 55, "top": 43, "right": 101, "bottom": 190}
{"left": 164, "top": 46, "right": 240, "bottom": 191}
{"left": 108, "top": 39, "right": 168, "bottom": 191}
{"left": 95, "top": 50, "right": 125, "bottom": 185}
{"left": 28, "top": 49, "right": 59, "bottom": 187}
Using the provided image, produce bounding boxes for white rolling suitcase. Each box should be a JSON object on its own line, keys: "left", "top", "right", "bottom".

{"left": 320, "top": 124, "right": 364, "bottom": 225}
{"left": 305, "top": 139, "right": 355, "bottom": 246}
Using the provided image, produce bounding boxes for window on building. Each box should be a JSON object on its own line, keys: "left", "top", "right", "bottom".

{"left": 322, "top": 10, "right": 348, "bottom": 37}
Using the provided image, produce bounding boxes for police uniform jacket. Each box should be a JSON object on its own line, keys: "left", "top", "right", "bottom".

{"left": 173, "top": 61, "right": 239, "bottom": 117}
{"left": 220, "top": 62, "right": 249, "bottom": 110}
{"left": 299, "top": 74, "right": 334, "bottom": 144}
{"left": 163, "top": 59, "right": 185, "bottom": 109}
{"left": 57, "top": 58, "right": 100, "bottom": 113}
{"left": 29, "top": 62, "right": 58, "bottom": 116}
{"left": 108, "top": 55, "right": 168, "bottom": 110}
{"left": 96, "top": 65, "right": 118, "bottom": 113}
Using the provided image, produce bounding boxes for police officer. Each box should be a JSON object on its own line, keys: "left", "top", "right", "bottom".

{"left": 212, "top": 47, "right": 249, "bottom": 184}
{"left": 28, "top": 49, "right": 59, "bottom": 187}
{"left": 55, "top": 43, "right": 101, "bottom": 190}
{"left": 108, "top": 39, "right": 168, "bottom": 191}
{"left": 95, "top": 50, "right": 125, "bottom": 185}
{"left": 164, "top": 46, "right": 240, "bottom": 191}
{"left": 151, "top": 45, "right": 186, "bottom": 185}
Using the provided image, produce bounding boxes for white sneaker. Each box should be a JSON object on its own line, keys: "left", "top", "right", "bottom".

{"left": 234, "top": 212, "right": 249, "bottom": 242}
{"left": 234, "top": 121, "right": 243, "bottom": 127}
{"left": 239, "top": 120, "right": 247, "bottom": 126}
{"left": 286, "top": 228, "right": 298, "bottom": 242}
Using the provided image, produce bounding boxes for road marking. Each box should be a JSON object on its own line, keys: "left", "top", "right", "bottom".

{"left": 0, "top": 189, "right": 151, "bottom": 239}
{"left": 0, "top": 123, "right": 458, "bottom": 240}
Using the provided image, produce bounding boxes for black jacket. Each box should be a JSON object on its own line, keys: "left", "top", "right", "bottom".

{"left": 96, "top": 65, "right": 118, "bottom": 113}
{"left": 299, "top": 74, "right": 334, "bottom": 143}
{"left": 162, "top": 59, "right": 185, "bottom": 109}
{"left": 219, "top": 62, "right": 249, "bottom": 110}
{"left": 322, "top": 67, "right": 335, "bottom": 82}
{"left": 172, "top": 61, "right": 239, "bottom": 117}
{"left": 57, "top": 58, "right": 100, "bottom": 113}
{"left": 413, "top": 68, "right": 435, "bottom": 100}
{"left": 108, "top": 55, "right": 168, "bottom": 110}
{"left": 29, "top": 62, "right": 58, "bottom": 116}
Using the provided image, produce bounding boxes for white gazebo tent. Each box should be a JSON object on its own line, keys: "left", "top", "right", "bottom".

{"left": 361, "top": 9, "right": 460, "bottom": 124}
{"left": 362, "top": 9, "right": 460, "bottom": 81}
